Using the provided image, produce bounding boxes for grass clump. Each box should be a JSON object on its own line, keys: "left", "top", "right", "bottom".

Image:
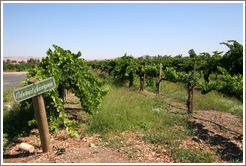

{"left": 3, "top": 86, "right": 37, "bottom": 153}
{"left": 3, "top": 87, "right": 36, "bottom": 140}
{"left": 194, "top": 91, "right": 243, "bottom": 118}
{"left": 170, "top": 147, "right": 215, "bottom": 163}
{"left": 159, "top": 81, "right": 243, "bottom": 118}
{"left": 3, "top": 101, "right": 35, "bottom": 139}
{"left": 86, "top": 86, "right": 188, "bottom": 135}
{"left": 3, "top": 87, "right": 15, "bottom": 104}
{"left": 3, "top": 100, "right": 36, "bottom": 152}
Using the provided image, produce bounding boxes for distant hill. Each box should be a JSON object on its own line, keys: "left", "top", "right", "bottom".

{"left": 3, "top": 57, "right": 43, "bottom": 63}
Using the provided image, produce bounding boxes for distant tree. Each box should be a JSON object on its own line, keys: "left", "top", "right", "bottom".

{"left": 27, "top": 58, "right": 36, "bottom": 63}
{"left": 6, "top": 59, "right": 11, "bottom": 64}
{"left": 188, "top": 49, "right": 197, "bottom": 58}
{"left": 19, "top": 60, "right": 26, "bottom": 64}
{"left": 5, "top": 64, "right": 15, "bottom": 71}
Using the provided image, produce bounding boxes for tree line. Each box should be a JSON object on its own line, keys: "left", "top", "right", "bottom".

{"left": 3, "top": 58, "right": 40, "bottom": 71}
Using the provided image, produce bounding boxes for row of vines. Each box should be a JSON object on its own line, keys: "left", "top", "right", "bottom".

{"left": 20, "top": 40, "right": 242, "bottom": 137}
{"left": 87, "top": 40, "right": 243, "bottom": 112}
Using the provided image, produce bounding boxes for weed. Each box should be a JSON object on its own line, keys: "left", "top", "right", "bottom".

{"left": 3, "top": 101, "right": 35, "bottom": 139}
{"left": 58, "top": 135, "right": 68, "bottom": 141}
{"left": 104, "top": 138, "right": 124, "bottom": 148}
{"left": 92, "top": 151, "right": 99, "bottom": 154}
{"left": 3, "top": 87, "right": 15, "bottom": 104}
{"left": 170, "top": 147, "right": 215, "bottom": 163}
{"left": 3, "top": 100, "right": 36, "bottom": 152}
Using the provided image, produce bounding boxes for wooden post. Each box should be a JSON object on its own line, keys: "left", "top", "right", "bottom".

{"left": 32, "top": 94, "right": 51, "bottom": 152}
{"left": 62, "top": 89, "right": 68, "bottom": 103}
{"left": 59, "top": 87, "right": 68, "bottom": 103}
{"left": 29, "top": 77, "right": 51, "bottom": 153}
{"left": 191, "top": 62, "right": 196, "bottom": 113}
{"left": 155, "top": 76, "right": 159, "bottom": 96}
{"left": 143, "top": 62, "right": 146, "bottom": 87}
{"left": 158, "top": 63, "right": 162, "bottom": 97}
{"left": 187, "top": 82, "right": 192, "bottom": 114}
{"left": 13, "top": 77, "right": 55, "bottom": 153}
{"left": 140, "top": 74, "right": 144, "bottom": 91}
{"left": 140, "top": 63, "right": 146, "bottom": 92}
{"left": 187, "top": 62, "right": 196, "bottom": 114}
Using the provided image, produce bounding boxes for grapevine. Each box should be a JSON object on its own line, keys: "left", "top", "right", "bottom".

{"left": 23, "top": 45, "right": 109, "bottom": 137}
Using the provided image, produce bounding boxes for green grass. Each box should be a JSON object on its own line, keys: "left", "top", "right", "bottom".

{"left": 87, "top": 86, "right": 172, "bottom": 134}
{"left": 3, "top": 87, "right": 36, "bottom": 139}
{"left": 141, "top": 76, "right": 242, "bottom": 118}
{"left": 85, "top": 81, "right": 216, "bottom": 162}
{"left": 87, "top": 70, "right": 243, "bottom": 162}
{"left": 169, "top": 147, "right": 215, "bottom": 163}
{"left": 3, "top": 101, "right": 35, "bottom": 137}
{"left": 3, "top": 87, "right": 15, "bottom": 104}
{"left": 3, "top": 87, "right": 36, "bottom": 153}
{"left": 3, "top": 85, "right": 26, "bottom": 107}
{"left": 158, "top": 81, "right": 243, "bottom": 118}
{"left": 3, "top": 100, "right": 36, "bottom": 153}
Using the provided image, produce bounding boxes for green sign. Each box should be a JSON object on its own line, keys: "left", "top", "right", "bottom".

{"left": 13, "top": 77, "right": 56, "bottom": 102}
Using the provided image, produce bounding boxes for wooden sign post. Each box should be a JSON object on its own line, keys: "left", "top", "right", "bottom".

{"left": 13, "top": 77, "right": 56, "bottom": 153}
{"left": 32, "top": 94, "right": 51, "bottom": 152}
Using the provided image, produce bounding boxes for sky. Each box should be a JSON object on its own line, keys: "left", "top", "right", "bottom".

{"left": 2, "top": 2, "right": 244, "bottom": 60}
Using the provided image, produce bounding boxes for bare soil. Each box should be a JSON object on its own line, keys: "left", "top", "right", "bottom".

{"left": 190, "top": 110, "right": 243, "bottom": 162}
{"left": 159, "top": 91, "right": 243, "bottom": 162}
{"left": 3, "top": 91, "right": 243, "bottom": 163}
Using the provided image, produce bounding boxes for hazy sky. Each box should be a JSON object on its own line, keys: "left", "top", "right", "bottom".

{"left": 3, "top": 2, "right": 244, "bottom": 60}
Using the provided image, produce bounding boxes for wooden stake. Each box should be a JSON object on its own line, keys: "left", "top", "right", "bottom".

{"left": 158, "top": 63, "right": 162, "bottom": 97}
{"left": 187, "top": 62, "right": 196, "bottom": 114}
{"left": 187, "top": 82, "right": 192, "bottom": 114}
{"left": 191, "top": 62, "right": 196, "bottom": 113}
{"left": 32, "top": 94, "right": 51, "bottom": 153}
{"left": 62, "top": 89, "right": 68, "bottom": 103}
{"left": 140, "top": 74, "right": 144, "bottom": 91}
{"left": 140, "top": 63, "right": 146, "bottom": 92}
{"left": 156, "top": 76, "right": 158, "bottom": 96}
{"left": 143, "top": 62, "right": 146, "bottom": 87}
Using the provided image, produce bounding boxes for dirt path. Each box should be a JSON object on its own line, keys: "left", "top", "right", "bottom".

{"left": 143, "top": 90, "right": 243, "bottom": 162}
{"left": 3, "top": 129, "right": 135, "bottom": 163}
{"left": 190, "top": 110, "right": 243, "bottom": 162}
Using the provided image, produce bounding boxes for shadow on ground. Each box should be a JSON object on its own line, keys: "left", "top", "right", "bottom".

{"left": 3, "top": 152, "right": 40, "bottom": 159}
{"left": 188, "top": 121, "right": 243, "bottom": 162}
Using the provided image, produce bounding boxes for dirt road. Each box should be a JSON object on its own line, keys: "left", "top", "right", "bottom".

{"left": 3, "top": 72, "right": 27, "bottom": 89}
